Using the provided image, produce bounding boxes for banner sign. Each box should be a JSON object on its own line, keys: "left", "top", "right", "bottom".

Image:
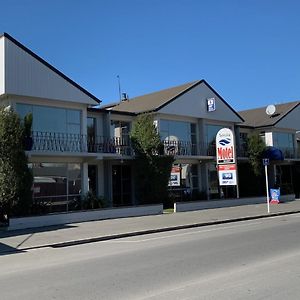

{"left": 270, "top": 188, "right": 280, "bottom": 204}
{"left": 168, "top": 166, "right": 181, "bottom": 187}
{"left": 218, "top": 164, "right": 237, "bottom": 186}
{"left": 216, "top": 128, "right": 235, "bottom": 164}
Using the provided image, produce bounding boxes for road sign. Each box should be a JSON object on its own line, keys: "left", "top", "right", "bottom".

{"left": 262, "top": 158, "right": 270, "bottom": 166}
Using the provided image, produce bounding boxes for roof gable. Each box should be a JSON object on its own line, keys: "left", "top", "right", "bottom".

{"left": 106, "top": 80, "right": 243, "bottom": 122}
{"left": 107, "top": 81, "right": 199, "bottom": 113}
{"left": 238, "top": 101, "right": 300, "bottom": 128}
{"left": 0, "top": 33, "right": 100, "bottom": 104}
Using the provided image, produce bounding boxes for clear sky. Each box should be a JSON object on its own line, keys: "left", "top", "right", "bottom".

{"left": 1, "top": 0, "right": 300, "bottom": 111}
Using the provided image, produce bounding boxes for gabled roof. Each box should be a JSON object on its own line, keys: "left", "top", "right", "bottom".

{"left": 104, "top": 80, "right": 243, "bottom": 121}
{"left": 0, "top": 33, "right": 101, "bottom": 104}
{"left": 238, "top": 101, "right": 300, "bottom": 128}
{"left": 104, "top": 81, "right": 198, "bottom": 113}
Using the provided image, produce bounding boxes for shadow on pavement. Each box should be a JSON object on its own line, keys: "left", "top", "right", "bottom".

{"left": 0, "top": 242, "right": 25, "bottom": 256}
{"left": 0, "top": 223, "right": 77, "bottom": 238}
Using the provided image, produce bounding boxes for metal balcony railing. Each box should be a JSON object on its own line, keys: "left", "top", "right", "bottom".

{"left": 31, "top": 132, "right": 133, "bottom": 155}
{"left": 30, "top": 132, "right": 300, "bottom": 160}
{"left": 32, "top": 131, "right": 87, "bottom": 152}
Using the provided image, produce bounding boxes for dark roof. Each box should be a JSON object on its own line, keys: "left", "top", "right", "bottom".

{"left": 238, "top": 101, "right": 300, "bottom": 128}
{"left": 103, "top": 80, "right": 244, "bottom": 121}
{"left": 103, "top": 81, "right": 199, "bottom": 113}
{"left": 0, "top": 32, "right": 101, "bottom": 104}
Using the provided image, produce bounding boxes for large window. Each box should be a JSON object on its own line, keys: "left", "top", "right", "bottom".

{"left": 273, "top": 132, "right": 294, "bottom": 149}
{"left": 16, "top": 104, "right": 81, "bottom": 134}
{"left": 30, "top": 163, "right": 81, "bottom": 213}
{"left": 273, "top": 132, "right": 295, "bottom": 158}
{"left": 205, "top": 124, "right": 224, "bottom": 145}
{"left": 160, "top": 119, "right": 195, "bottom": 142}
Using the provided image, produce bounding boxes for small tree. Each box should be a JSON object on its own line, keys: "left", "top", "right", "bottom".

{"left": 130, "top": 114, "right": 174, "bottom": 204}
{"left": 247, "top": 134, "right": 266, "bottom": 176}
{"left": 0, "top": 107, "right": 33, "bottom": 221}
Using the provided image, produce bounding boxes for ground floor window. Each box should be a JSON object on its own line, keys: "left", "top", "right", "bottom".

{"left": 168, "top": 163, "right": 199, "bottom": 201}
{"left": 29, "top": 162, "right": 81, "bottom": 213}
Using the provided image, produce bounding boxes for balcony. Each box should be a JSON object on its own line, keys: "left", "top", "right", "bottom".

{"left": 30, "top": 131, "right": 133, "bottom": 155}
{"left": 29, "top": 132, "right": 300, "bottom": 160}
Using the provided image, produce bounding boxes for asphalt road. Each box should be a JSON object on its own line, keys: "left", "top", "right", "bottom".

{"left": 1, "top": 214, "right": 300, "bottom": 299}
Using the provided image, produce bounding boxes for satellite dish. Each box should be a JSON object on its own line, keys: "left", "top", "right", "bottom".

{"left": 266, "top": 104, "right": 276, "bottom": 116}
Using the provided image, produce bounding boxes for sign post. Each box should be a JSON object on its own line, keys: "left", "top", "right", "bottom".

{"left": 263, "top": 158, "right": 270, "bottom": 213}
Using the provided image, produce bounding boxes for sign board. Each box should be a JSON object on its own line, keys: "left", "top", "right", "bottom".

{"left": 207, "top": 98, "right": 216, "bottom": 112}
{"left": 262, "top": 158, "right": 270, "bottom": 166}
{"left": 216, "top": 128, "right": 235, "bottom": 164}
{"left": 218, "top": 164, "right": 237, "bottom": 186}
{"left": 270, "top": 188, "right": 280, "bottom": 204}
{"left": 168, "top": 166, "right": 181, "bottom": 187}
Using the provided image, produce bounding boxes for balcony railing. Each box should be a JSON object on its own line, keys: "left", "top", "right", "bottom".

{"left": 29, "top": 132, "right": 300, "bottom": 159}
{"left": 31, "top": 132, "right": 133, "bottom": 155}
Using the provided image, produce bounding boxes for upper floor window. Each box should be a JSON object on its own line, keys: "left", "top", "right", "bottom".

{"left": 87, "top": 117, "right": 96, "bottom": 141}
{"left": 273, "top": 132, "right": 294, "bottom": 149}
{"left": 111, "top": 120, "right": 130, "bottom": 142}
{"left": 16, "top": 103, "right": 81, "bottom": 135}
{"left": 160, "top": 119, "right": 196, "bottom": 143}
{"left": 205, "top": 124, "right": 224, "bottom": 145}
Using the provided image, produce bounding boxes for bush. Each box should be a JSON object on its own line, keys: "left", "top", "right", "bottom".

{"left": 0, "top": 107, "right": 33, "bottom": 219}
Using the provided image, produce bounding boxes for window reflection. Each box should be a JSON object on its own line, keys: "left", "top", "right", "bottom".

{"left": 16, "top": 103, "right": 81, "bottom": 134}
{"left": 29, "top": 163, "right": 81, "bottom": 213}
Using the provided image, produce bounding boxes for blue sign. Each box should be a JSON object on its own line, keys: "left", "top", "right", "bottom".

{"left": 270, "top": 188, "right": 280, "bottom": 204}
{"left": 262, "top": 158, "right": 270, "bottom": 166}
{"left": 207, "top": 98, "right": 216, "bottom": 112}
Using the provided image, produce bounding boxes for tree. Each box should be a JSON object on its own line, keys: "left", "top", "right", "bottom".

{"left": 0, "top": 107, "right": 33, "bottom": 221}
{"left": 247, "top": 133, "right": 266, "bottom": 176}
{"left": 130, "top": 114, "right": 174, "bottom": 204}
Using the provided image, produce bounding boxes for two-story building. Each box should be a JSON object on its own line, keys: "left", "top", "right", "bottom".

{"left": 1, "top": 33, "right": 299, "bottom": 214}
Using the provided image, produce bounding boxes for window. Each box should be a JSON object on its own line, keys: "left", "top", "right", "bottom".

{"left": 160, "top": 119, "right": 196, "bottom": 142}
{"left": 16, "top": 103, "right": 81, "bottom": 135}
{"left": 87, "top": 117, "right": 96, "bottom": 140}
{"left": 205, "top": 124, "right": 224, "bottom": 145}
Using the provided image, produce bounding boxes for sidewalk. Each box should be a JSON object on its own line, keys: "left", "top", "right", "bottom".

{"left": 1, "top": 199, "right": 300, "bottom": 255}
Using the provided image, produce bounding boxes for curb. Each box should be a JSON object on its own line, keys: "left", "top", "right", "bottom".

{"left": 19, "top": 209, "right": 300, "bottom": 251}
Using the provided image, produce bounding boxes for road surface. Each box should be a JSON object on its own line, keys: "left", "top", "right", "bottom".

{"left": 1, "top": 213, "right": 300, "bottom": 299}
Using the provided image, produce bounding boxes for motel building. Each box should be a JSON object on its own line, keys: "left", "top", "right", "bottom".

{"left": 0, "top": 33, "right": 299, "bottom": 218}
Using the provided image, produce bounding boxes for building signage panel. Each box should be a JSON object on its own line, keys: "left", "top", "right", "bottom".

{"left": 216, "top": 128, "right": 235, "bottom": 164}
{"left": 168, "top": 166, "right": 181, "bottom": 187}
{"left": 207, "top": 98, "right": 216, "bottom": 112}
{"left": 218, "top": 164, "right": 237, "bottom": 186}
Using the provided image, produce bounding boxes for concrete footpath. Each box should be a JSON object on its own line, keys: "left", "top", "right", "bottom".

{"left": 1, "top": 199, "right": 300, "bottom": 255}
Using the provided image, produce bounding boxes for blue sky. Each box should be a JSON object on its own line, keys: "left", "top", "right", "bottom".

{"left": 1, "top": 0, "right": 300, "bottom": 110}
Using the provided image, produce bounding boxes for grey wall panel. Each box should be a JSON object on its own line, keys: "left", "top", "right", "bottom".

{"left": 159, "top": 83, "right": 241, "bottom": 123}
{"left": 276, "top": 105, "right": 300, "bottom": 130}
{"left": 4, "top": 38, "right": 96, "bottom": 105}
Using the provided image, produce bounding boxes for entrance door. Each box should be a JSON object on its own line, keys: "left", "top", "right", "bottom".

{"left": 112, "top": 165, "right": 132, "bottom": 207}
